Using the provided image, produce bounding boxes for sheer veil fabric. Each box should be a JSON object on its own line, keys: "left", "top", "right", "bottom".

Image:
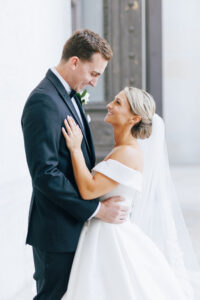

{"left": 135, "top": 114, "right": 200, "bottom": 299}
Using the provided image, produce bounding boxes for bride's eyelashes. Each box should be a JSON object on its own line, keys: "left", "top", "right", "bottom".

{"left": 114, "top": 97, "right": 121, "bottom": 105}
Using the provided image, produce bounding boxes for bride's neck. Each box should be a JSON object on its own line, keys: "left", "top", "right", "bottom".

{"left": 113, "top": 126, "right": 137, "bottom": 147}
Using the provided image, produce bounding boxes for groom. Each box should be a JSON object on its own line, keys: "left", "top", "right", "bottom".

{"left": 21, "top": 29, "right": 129, "bottom": 299}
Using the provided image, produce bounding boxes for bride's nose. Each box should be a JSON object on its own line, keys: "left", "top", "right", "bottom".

{"left": 106, "top": 101, "right": 112, "bottom": 109}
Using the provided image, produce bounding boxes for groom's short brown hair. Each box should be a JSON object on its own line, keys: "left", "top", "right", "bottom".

{"left": 61, "top": 29, "right": 113, "bottom": 61}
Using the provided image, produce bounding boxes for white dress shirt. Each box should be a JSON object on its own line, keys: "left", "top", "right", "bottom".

{"left": 51, "top": 67, "right": 100, "bottom": 219}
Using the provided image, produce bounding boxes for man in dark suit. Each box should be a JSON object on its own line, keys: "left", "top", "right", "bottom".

{"left": 21, "top": 29, "right": 129, "bottom": 299}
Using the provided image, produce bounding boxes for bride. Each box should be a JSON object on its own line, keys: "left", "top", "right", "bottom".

{"left": 61, "top": 87, "right": 200, "bottom": 299}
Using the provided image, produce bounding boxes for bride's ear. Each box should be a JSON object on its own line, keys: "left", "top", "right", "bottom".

{"left": 129, "top": 115, "right": 141, "bottom": 125}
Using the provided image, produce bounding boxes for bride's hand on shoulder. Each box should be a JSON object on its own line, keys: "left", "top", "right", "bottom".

{"left": 62, "top": 116, "right": 83, "bottom": 152}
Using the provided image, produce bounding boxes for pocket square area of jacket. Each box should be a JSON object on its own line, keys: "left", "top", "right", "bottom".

{"left": 87, "top": 114, "right": 91, "bottom": 123}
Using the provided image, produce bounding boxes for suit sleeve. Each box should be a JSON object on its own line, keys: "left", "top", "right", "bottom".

{"left": 21, "top": 93, "right": 99, "bottom": 222}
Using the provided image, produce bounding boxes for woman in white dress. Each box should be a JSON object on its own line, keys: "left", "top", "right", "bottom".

{"left": 61, "top": 87, "right": 198, "bottom": 299}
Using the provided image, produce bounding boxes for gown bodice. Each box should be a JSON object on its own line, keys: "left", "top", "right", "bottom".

{"left": 93, "top": 159, "right": 143, "bottom": 216}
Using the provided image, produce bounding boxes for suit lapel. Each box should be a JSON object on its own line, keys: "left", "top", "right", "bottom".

{"left": 46, "top": 70, "right": 95, "bottom": 162}
{"left": 74, "top": 94, "right": 96, "bottom": 165}
{"left": 46, "top": 70, "right": 81, "bottom": 126}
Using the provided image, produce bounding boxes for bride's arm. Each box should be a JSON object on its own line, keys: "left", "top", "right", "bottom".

{"left": 62, "top": 116, "right": 118, "bottom": 200}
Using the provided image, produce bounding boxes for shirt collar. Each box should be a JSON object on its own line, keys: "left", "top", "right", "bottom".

{"left": 50, "top": 67, "right": 71, "bottom": 94}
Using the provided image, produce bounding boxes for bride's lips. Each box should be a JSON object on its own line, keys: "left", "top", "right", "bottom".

{"left": 106, "top": 109, "right": 113, "bottom": 116}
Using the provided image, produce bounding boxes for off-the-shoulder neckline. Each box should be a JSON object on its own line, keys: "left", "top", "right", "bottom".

{"left": 102, "top": 159, "right": 143, "bottom": 176}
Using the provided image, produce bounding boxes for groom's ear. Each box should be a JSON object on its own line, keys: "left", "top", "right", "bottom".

{"left": 69, "top": 56, "right": 79, "bottom": 70}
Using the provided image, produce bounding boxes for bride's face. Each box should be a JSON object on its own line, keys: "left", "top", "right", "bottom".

{"left": 104, "top": 91, "right": 135, "bottom": 127}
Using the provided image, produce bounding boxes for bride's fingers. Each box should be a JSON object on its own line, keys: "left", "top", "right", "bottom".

{"left": 67, "top": 116, "right": 76, "bottom": 130}
{"left": 67, "top": 117, "right": 83, "bottom": 137}
{"left": 64, "top": 119, "right": 73, "bottom": 135}
{"left": 62, "top": 127, "right": 69, "bottom": 140}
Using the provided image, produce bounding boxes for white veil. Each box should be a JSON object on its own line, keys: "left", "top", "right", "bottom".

{"left": 133, "top": 114, "right": 200, "bottom": 299}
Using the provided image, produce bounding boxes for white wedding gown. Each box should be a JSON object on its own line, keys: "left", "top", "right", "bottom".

{"left": 62, "top": 159, "right": 187, "bottom": 300}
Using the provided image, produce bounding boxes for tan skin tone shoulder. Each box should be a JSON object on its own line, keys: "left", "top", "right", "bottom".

{"left": 105, "top": 145, "right": 143, "bottom": 173}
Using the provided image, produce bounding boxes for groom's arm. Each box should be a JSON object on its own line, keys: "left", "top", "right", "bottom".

{"left": 88, "top": 202, "right": 102, "bottom": 219}
{"left": 21, "top": 92, "right": 99, "bottom": 222}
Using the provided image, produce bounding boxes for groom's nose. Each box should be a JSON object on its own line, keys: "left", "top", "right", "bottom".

{"left": 89, "top": 77, "right": 98, "bottom": 87}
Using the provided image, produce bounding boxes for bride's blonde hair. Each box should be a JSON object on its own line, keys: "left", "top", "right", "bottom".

{"left": 124, "top": 87, "right": 156, "bottom": 139}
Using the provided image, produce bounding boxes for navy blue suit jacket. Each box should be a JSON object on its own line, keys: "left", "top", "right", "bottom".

{"left": 21, "top": 69, "right": 99, "bottom": 252}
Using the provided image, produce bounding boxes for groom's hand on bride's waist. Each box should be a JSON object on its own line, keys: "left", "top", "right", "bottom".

{"left": 95, "top": 196, "right": 129, "bottom": 224}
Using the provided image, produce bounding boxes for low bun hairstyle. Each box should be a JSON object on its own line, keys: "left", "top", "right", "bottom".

{"left": 124, "top": 87, "right": 156, "bottom": 139}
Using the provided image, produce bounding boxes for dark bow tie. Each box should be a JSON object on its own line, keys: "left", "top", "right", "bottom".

{"left": 69, "top": 89, "right": 77, "bottom": 98}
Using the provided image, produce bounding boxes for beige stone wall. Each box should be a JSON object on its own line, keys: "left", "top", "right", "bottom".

{"left": 0, "top": 1, "right": 71, "bottom": 298}
{"left": 163, "top": 0, "right": 200, "bottom": 164}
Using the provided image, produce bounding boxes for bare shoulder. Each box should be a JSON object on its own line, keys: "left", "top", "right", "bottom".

{"left": 106, "top": 145, "right": 143, "bottom": 172}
